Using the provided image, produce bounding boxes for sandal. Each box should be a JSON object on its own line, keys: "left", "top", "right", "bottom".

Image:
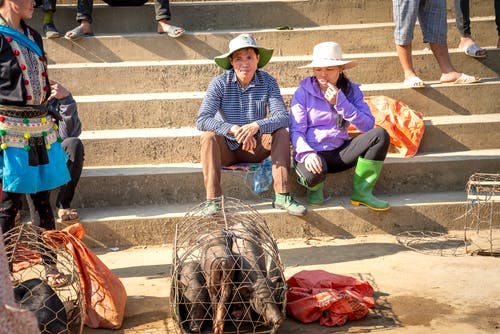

{"left": 440, "top": 73, "right": 480, "bottom": 84}
{"left": 64, "top": 25, "right": 94, "bottom": 41}
{"left": 57, "top": 208, "right": 80, "bottom": 223}
{"left": 462, "top": 43, "right": 487, "bottom": 58}
{"left": 403, "top": 76, "right": 425, "bottom": 88}
{"left": 158, "top": 24, "right": 185, "bottom": 38}
{"left": 46, "top": 273, "right": 69, "bottom": 289}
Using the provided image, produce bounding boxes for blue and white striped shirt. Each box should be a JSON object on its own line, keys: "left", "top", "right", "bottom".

{"left": 196, "top": 69, "right": 289, "bottom": 150}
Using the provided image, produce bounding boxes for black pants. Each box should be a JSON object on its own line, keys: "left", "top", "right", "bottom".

{"left": 76, "top": 0, "right": 172, "bottom": 23}
{"left": 454, "top": 0, "right": 500, "bottom": 36}
{"left": 35, "top": 0, "right": 56, "bottom": 12}
{"left": 294, "top": 127, "right": 390, "bottom": 188}
{"left": 27, "top": 137, "right": 85, "bottom": 223}
{"left": 0, "top": 191, "right": 56, "bottom": 267}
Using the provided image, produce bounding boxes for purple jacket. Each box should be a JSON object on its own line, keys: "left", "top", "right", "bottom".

{"left": 290, "top": 76, "right": 374, "bottom": 163}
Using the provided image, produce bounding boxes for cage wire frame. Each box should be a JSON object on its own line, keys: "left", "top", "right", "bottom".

{"left": 463, "top": 173, "right": 500, "bottom": 256}
{"left": 4, "top": 223, "right": 84, "bottom": 334}
{"left": 171, "top": 196, "right": 287, "bottom": 334}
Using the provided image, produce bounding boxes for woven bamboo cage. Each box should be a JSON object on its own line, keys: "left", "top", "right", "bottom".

{"left": 4, "top": 223, "right": 84, "bottom": 334}
{"left": 171, "top": 196, "right": 287, "bottom": 334}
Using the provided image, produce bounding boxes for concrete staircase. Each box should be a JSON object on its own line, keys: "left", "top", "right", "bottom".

{"left": 27, "top": 0, "right": 500, "bottom": 248}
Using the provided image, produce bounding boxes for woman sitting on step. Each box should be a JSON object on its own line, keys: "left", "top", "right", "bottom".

{"left": 289, "top": 41, "right": 391, "bottom": 211}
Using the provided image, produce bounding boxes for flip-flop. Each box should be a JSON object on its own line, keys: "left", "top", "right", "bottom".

{"left": 462, "top": 43, "right": 487, "bottom": 58}
{"left": 441, "top": 73, "right": 481, "bottom": 84}
{"left": 57, "top": 208, "right": 80, "bottom": 223}
{"left": 46, "top": 273, "right": 69, "bottom": 289}
{"left": 158, "top": 25, "right": 185, "bottom": 38}
{"left": 64, "top": 26, "right": 94, "bottom": 41}
{"left": 403, "top": 76, "right": 425, "bottom": 88}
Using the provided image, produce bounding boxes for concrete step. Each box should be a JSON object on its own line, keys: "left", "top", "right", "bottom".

{"left": 42, "top": 19, "right": 498, "bottom": 64}
{"left": 48, "top": 49, "right": 500, "bottom": 95}
{"left": 67, "top": 149, "right": 500, "bottom": 208}
{"left": 78, "top": 114, "right": 500, "bottom": 166}
{"left": 75, "top": 80, "right": 500, "bottom": 131}
{"left": 60, "top": 191, "right": 472, "bottom": 248}
{"left": 29, "top": 0, "right": 496, "bottom": 33}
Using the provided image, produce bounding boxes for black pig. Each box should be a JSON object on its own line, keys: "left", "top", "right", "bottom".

{"left": 178, "top": 261, "right": 210, "bottom": 333}
{"left": 230, "top": 223, "right": 284, "bottom": 328}
{"left": 13, "top": 278, "right": 68, "bottom": 334}
{"left": 199, "top": 230, "right": 235, "bottom": 334}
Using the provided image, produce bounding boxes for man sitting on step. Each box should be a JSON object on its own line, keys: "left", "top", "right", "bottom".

{"left": 196, "top": 34, "right": 306, "bottom": 216}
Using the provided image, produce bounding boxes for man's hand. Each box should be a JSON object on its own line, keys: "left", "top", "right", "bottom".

{"left": 229, "top": 122, "right": 260, "bottom": 152}
{"left": 304, "top": 153, "right": 323, "bottom": 174}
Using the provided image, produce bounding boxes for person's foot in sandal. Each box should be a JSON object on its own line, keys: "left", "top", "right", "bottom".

{"left": 440, "top": 72, "right": 480, "bottom": 84}
{"left": 45, "top": 265, "right": 69, "bottom": 289}
{"left": 157, "top": 19, "right": 185, "bottom": 38}
{"left": 458, "top": 36, "right": 487, "bottom": 58}
{"left": 403, "top": 75, "right": 425, "bottom": 88}
{"left": 57, "top": 208, "right": 80, "bottom": 223}
{"left": 65, "top": 20, "right": 93, "bottom": 40}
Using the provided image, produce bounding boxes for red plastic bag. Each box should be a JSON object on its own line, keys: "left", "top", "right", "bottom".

{"left": 286, "top": 270, "right": 374, "bottom": 327}
{"left": 43, "top": 223, "right": 127, "bottom": 329}
{"left": 349, "top": 96, "right": 425, "bottom": 157}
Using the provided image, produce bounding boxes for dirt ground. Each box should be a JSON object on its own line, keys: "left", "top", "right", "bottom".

{"left": 82, "top": 232, "right": 500, "bottom": 334}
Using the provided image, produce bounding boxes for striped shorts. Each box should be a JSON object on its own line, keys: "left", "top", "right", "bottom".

{"left": 393, "top": 0, "right": 448, "bottom": 45}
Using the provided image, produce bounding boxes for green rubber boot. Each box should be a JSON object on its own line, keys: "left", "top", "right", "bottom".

{"left": 307, "top": 182, "right": 324, "bottom": 206}
{"left": 273, "top": 193, "right": 307, "bottom": 216}
{"left": 350, "top": 157, "right": 390, "bottom": 211}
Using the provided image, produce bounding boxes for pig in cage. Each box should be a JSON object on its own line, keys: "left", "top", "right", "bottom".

{"left": 4, "top": 223, "right": 84, "bottom": 334}
{"left": 171, "top": 196, "right": 287, "bottom": 334}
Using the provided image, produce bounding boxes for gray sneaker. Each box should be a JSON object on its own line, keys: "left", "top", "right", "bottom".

{"left": 272, "top": 193, "right": 307, "bottom": 216}
{"left": 43, "top": 23, "right": 60, "bottom": 38}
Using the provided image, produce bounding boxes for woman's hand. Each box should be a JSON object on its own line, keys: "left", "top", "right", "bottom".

{"left": 48, "top": 80, "right": 70, "bottom": 100}
{"left": 323, "top": 82, "right": 338, "bottom": 105}
{"left": 304, "top": 153, "right": 323, "bottom": 174}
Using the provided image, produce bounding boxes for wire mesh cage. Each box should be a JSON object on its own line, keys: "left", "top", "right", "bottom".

{"left": 171, "top": 196, "right": 287, "bottom": 334}
{"left": 463, "top": 173, "right": 500, "bottom": 256}
{"left": 4, "top": 223, "right": 84, "bottom": 334}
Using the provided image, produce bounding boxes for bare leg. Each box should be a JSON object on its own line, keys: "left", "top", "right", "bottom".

{"left": 430, "top": 42, "right": 461, "bottom": 82}
{"left": 396, "top": 44, "right": 424, "bottom": 87}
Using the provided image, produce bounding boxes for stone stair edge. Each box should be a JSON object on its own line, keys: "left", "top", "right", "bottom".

{"left": 72, "top": 78, "right": 500, "bottom": 102}
{"left": 77, "top": 113, "right": 500, "bottom": 140}
{"left": 47, "top": 47, "right": 500, "bottom": 68}
{"left": 76, "top": 191, "right": 468, "bottom": 222}
{"left": 78, "top": 148, "right": 500, "bottom": 177}
{"left": 65, "top": 191, "right": 476, "bottom": 248}
{"left": 40, "top": 16, "right": 496, "bottom": 38}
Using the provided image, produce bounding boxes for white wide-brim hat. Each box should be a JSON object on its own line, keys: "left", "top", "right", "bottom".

{"left": 214, "top": 34, "right": 274, "bottom": 70}
{"left": 299, "top": 41, "right": 358, "bottom": 69}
